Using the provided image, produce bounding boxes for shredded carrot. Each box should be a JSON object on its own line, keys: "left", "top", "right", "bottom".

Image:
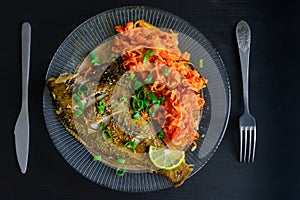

{"left": 140, "top": 111, "right": 150, "bottom": 120}
{"left": 112, "top": 20, "right": 207, "bottom": 149}
{"left": 81, "top": 66, "right": 93, "bottom": 75}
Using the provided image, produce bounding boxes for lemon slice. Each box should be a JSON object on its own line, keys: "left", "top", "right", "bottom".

{"left": 149, "top": 146, "right": 185, "bottom": 170}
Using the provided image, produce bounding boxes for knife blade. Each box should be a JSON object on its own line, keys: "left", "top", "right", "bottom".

{"left": 14, "top": 22, "right": 31, "bottom": 174}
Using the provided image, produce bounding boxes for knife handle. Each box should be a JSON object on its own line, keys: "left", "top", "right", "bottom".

{"left": 21, "top": 22, "right": 31, "bottom": 109}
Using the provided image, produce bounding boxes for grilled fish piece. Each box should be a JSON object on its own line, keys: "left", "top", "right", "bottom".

{"left": 47, "top": 70, "right": 157, "bottom": 170}
{"left": 158, "top": 162, "right": 193, "bottom": 187}
{"left": 47, "top": 62, "right": 193, "bottom": 185}
{"left": 47, "top": 37, "right": 193, "bottom": 186}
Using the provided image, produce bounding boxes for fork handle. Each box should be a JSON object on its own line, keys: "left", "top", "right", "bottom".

{"left": 236, "top": 20, "right": 251, "bottom": 113}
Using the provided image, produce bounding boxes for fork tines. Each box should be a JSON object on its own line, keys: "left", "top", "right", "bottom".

{"left": 239, "top": 126, "right": 256, "bottom": 162}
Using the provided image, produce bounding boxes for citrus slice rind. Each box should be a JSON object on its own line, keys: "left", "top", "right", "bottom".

{"left": 149, "top": 146, "right": 185, "bottom": 170}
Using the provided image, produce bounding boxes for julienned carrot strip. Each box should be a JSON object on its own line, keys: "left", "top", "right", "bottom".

{"left": 112, "top": 20, "right": 207, "bottom": 149}
{"left": 140, "top": 111, "right": 150, "bottom": 120}
{"left": 81, "top": 66, "right": 93, "bottom": 75}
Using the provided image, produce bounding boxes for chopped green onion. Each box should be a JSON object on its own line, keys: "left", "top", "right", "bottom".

{"left": 133, "top": 81, "right": 143, "bottom": 90}
{"left": 144, "top": 73, "right": 153, "bottom": 83}
{"left": 148, "top": 93, "right": 157, "bottom": 101}
{"left": 149, "top": 93, "right": 160, "bottom": 105}
{"left": 157, "top": 130, "right": 166, "bottom": 139}
{"left": 90, "top": 52, "right": 100, "bottom": 65}
{"left": 116, "top": 158, "right": 126, "bottom": 176}
{"left": 199, "top": 59, "right": 203, "bottom": 68}
{"left": 120, "top": 97, "right": 128, "bottom": 102}
{"left": 102, "top": 129, "right": 112, "bottom": 142}
{"left": 159, "top": 97, "right": 166, "bottom": 103}
{"left": 132, "top": 99, "right": 144, "bottom": 111}
{"left": 72, "top": 93, "right": 81, "bottom": 102}
{"left": 137, "top": 90, "right": 146, "bottom": 100}
{"left": 162, "top": 67, "right": 169, "bottom": 76}
{"left": 153, "top": 103, "right": 160, "bottom": 111}
{"left": 108, "top": 53, "right": 116, "bottom": 60}
{"left": 97, "top": 100, "right": 105, "bottom": 114}
{"left": 75, "top": 109, "right": 83, "bottom": 117}
{"left": 127, "top": 72, "right": 135, "bottom": 80}
{"left": 143, "top": 55, "right": 149, "bottom": 63}
{"left": 148, "top": 108, "right": 155, "bottom": 118}
{"left": 97, "top": 106, "right": 105, "bottom": 114}
{"left": 90, "top": 52, "right": 97, "bottom": 59}
{"left": 124, "top": 141, "right": 137, "bottom": 150}
{"left": 73, "top": 93, "right": 84, "bottom": 114}
{"left": 93, "top": 155, "right": 102, "bottom": 161}
{"left": 77, "top": 90, "right": 85, "bottom": 97}
{"left": 148, "top": 49, "right": 155, "bottom": 56}
{"left": 77, "top": 100, "right": 84, "bottom": 111}
{"left": 143, "top": 99, "right": 150, "bottom": 107}
{"left": 116, "top": 165, "right": 126, "bottom": 176}
{"left": 99, "top": 123, "right": 105, "bottom": 130}
{"left": 98, "top": 100, "right": 105, "bottom": 107}
{"left": 78, "top": 84, "right": 90, "bottom": 95}
{"left": 117, "top": 157, "right": 125, "bottom": 164}
{"left": 152, "top": 99, "right": 160, "bottom": 105}
{"left": 132, "top": 112, "right": 141, "bottom": 119}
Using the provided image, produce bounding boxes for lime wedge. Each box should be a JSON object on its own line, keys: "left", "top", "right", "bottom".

{"left": 149, "top": 146, "right": 185, "bottom": 170}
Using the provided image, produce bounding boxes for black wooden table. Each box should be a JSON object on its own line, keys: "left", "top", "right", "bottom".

{"left": 1, "top": 1, "right": 299, "bottom": 199}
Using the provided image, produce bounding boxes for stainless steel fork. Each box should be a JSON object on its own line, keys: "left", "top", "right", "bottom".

{"left": 236, "top": 20, "right": 257, "bottom": 163}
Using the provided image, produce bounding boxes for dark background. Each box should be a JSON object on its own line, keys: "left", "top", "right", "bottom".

{"left": 1, "top": 0, "right": 299, "bottom": 199}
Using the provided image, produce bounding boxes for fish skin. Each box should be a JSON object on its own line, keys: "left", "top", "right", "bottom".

{"left": 47, "top": 47, "right": 193, "bottom": 185}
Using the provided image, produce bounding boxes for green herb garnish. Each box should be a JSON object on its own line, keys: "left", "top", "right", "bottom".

{"left": 199, "top": 59, "right": 203, "bottom": 68}
{"left": 144, "top": 73, "right": 153, "bottom": 83}
{"left": 99, "top": 123, "right": 105, "bottom": 130}
{"left": 97, "top": 100, "right": 105, "bottom": 114}
{"left": 143, "top": 49, "right": 155, "bottom": 63}
{"left": 108, "top": 53, "right": 116, "bottom": 60}
{"left": 75, "top": 109, "right": 83, "bottom": 117}
{"left": 132, "top": 112, "right": 141, "bottom": 119}
{"left": 120, "top": 97, "right": 128, "bottom": 102}
{"left": 117, "top": 157, "right": 125, "bottom": 164}
{"left": 157, "top": 130, "right": 166, "bottom": 139}
{"left": 143, "top": 55, "right": 149, "bottom": 63}
{"left": 102, "top": 129, "right": 112, "bottom": 142}
{"left": 127, "top": 72, "right": 135, "bottom": 80}
{"left": 143, "top": 99, "right": 150, "bottom": 107}
{"left": 93, "top": 155, "right": 102, "bottom": 161}
{"left": 153, "top": 103, "right": 160, "bottom": 111}
{"left": 132, "top": 99, "right": 144, "bottom": 111}
{"left": 77, "top": 100, "right": 84, "bottom": 111}
{"left": 90, "top": 52, "right": 100, "bottom": 65}
{"left": 72, "top": 93, "right": 81, "bottom": 102}
{"left": 77, "top": 90, "right": 85, "bottom": 97}
{"left": 116, "top": 158, "right": 126, "bottom": 176}
{"left": 162, "top": 67, "right": 169, "bottom": 76}
{"left": 159, "top": 97, "right": 166, "bottom": 102}
{"left": 148, "top": 108, "right": 155, "bottom": 118}
{"left": 137, "top": 90, "right": 146, "bottom": 100}
{"left": 78, "top": 84, "right": 90, "bottom": 96}
{"left": 124, "top": 141, "right": 137, "bottom": 150}
{"left": 116, "top": 166, "right": 126, "bottom": 176}
{"left": 72, "top": 93, "right": 84, "bottom": 116}
{"left": 148, "top": 93, "right": 157, "bottom": 101}
{"left": 133, "top": 81, "right": 143, "bottom": 90}
{"left": 148, "top": 49, "right": 155, "bottom": 56}
{"left": 149, "top": 93, "right": 160, "bottom": 105}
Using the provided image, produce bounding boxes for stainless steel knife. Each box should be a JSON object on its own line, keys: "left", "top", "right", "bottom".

{"left": 14, "top": 22, "right": 31, "bottom": 174}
